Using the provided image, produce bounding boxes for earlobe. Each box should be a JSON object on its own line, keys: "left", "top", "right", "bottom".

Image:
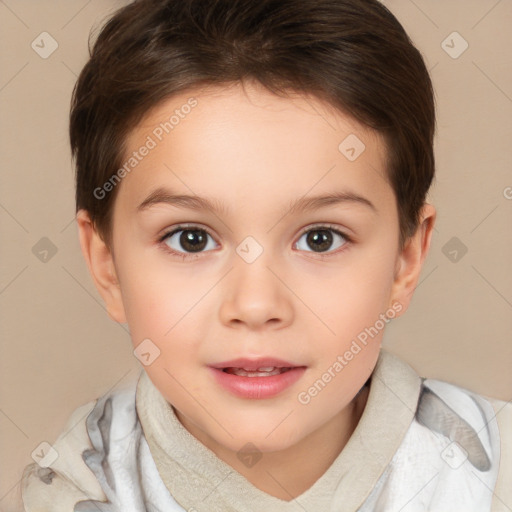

{"left": 76, "top": 210, "right": 127, "bottom": 323}
{"left": 390, "top": 204, "right": 436, "bottom": 316}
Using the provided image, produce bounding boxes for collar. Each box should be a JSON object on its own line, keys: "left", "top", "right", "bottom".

{"left": 135, "top": 349, "right": 422, "bottom": 511}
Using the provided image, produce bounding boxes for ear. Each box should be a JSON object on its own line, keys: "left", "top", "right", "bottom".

{"left": 76, "top": 210, "right": 127, "bottom": 323}
{"left": 389, "top": 203, "right": 436, "bottom": 316}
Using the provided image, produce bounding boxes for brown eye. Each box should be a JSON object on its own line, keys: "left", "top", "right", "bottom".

{"left": 162, "top": 226, "right": 217, "bottom": 254}
{"left": 295, "top": 227, "right": 348, "bottom": 254}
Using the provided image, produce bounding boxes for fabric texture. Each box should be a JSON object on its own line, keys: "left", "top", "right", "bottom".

{"left": 17, "top": 350, "right": 512, "bottom": 511}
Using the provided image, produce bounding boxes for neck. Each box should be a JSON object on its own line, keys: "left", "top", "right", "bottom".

{"left": 175, "top": 384, "right": 370, "bottom": 501}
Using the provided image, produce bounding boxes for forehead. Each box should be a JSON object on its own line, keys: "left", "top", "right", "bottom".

{"left": 116, "top": 81, "right": 391, "bottom": 214}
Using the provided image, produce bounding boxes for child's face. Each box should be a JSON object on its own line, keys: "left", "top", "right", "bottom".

{"left": 84, "top": 81, "right": 430, "bottom": 455}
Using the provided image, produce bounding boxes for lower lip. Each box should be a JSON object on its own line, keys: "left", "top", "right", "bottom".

{"left": 209, "top": 367, "right": 307, "bottom": 399}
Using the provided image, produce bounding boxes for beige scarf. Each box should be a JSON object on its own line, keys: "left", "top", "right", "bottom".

{"left": 135, "top": 350, "right": 421, "bottom": 512}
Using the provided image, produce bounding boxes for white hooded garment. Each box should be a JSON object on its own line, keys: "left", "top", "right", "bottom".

{"left": 15, "top": 350, "right": 512, "bottom": 512}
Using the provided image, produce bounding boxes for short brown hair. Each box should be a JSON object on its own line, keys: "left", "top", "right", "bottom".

{"left": 70, "top": 0, "right": 436, "bottom": 250}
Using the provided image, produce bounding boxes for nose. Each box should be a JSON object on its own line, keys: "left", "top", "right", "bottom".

{"left": 218, "top": 253, "right": 294, "bottom": 331}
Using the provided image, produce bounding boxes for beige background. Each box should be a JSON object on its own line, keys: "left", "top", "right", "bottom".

{"left": 1, "top": 0, "right": 511, "bottom": 507}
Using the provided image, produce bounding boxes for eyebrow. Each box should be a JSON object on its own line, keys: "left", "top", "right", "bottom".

{"left": 137, "top": 187, "right": 377, "bottom": 216}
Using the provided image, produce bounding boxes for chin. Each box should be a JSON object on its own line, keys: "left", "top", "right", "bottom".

{"left": 229, "top": 434, "right": 301, "bottom": 455}
{"left": 228, "top": 421, "right": 307, "bottom": 452}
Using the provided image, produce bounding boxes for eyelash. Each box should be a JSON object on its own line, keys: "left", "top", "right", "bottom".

{"left": 157, "top": 223, "right": 352, "bottom": 260}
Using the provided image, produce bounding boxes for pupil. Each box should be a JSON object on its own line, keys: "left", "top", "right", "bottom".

{"left": 177, "top": 229, "right": 333, "bottom": 254}
{"left": 180, "top": 230, "right": 207, "bottom": 252}
{"left": 307, "top": 230, "right": 332, "bottom": 252}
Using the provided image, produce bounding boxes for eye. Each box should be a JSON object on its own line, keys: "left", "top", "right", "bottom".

{"left": 159, "top": 223, "right": 351, "bottom": 260}
{"left": 160, "top": 225, "right": 218, "bottom": 257}
{"left": 294, "top": 225, "right": 350, "bottom": 255}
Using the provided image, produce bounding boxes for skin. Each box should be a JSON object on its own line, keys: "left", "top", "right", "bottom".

{"left": 77, "top": 80, "right": 436, "bottom": 501}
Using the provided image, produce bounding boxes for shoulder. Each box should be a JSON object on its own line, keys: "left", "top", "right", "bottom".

{"left": 20, "top": 399, "right": 107, "bottom": 511}
{"left": 363, "top": 375, "right": 511, "bottom": 511}
{"left": 483, "top": 393, "right": 512, "bottom": 511}
{"left": 484, "top": 393, "right": 512, "bottom": 426}
{"left": 417, "top": 378, "right": 512, "bottom": 444}
{"left": 20, "top": 377, "right": 140, "bottom": 512}
{"left": 415, "top": 378, "right": 503, "bottom": 470}
{"left": 413, "top": 377, "right": 512, "bottom": 509}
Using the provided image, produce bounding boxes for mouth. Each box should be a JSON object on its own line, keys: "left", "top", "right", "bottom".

{"left": 209, "top": 357, "right": 307, "bottom": 399}
{"left": 221, "top": 366, "right": 294, "bottom": 377}
{"left": 210, "top": 357, "right": 303, "bottom": 372}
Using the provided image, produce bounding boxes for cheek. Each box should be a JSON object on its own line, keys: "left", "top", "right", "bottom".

{"left": 120, "top": 277, "right": 167, "bottom": 338}
{"left": 312, "top": 251, "right": 397, "bottom": 339}
{"left": 117, "top": 255, "right": 210, "bottom": 358}
{"left": 356, "top": 231, "right": 399, "bottom": 302}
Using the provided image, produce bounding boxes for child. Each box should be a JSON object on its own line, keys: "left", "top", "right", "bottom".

{"left": 15, "top": 0, "right": 512, "bottom": 510}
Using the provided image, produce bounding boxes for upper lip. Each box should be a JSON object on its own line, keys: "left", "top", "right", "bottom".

{"left": 210, "top": 357, "right": 305, "bottom": 371}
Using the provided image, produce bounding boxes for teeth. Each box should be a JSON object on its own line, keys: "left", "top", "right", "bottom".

{"left": 226, "top": 367, "right": 290, "bottom": 377}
